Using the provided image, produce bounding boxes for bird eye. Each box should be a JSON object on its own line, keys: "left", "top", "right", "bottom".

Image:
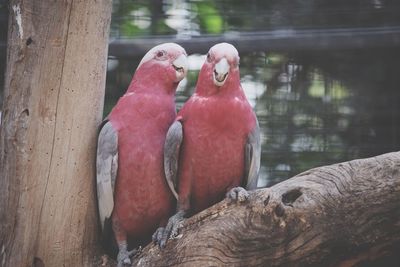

{"left": 206, "top": 53, "right": 212, "bottom": 62}
{"left": 156, "top": 50, "right": 167, "bottom": 59}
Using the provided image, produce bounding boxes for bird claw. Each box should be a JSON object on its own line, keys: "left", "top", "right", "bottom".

{"left": 152, "top": 227, "right": 165, "bottom": 243}
{"left": 226, "top": 187, "right": 249, "bottom": 203}
{"left": 154, "top": 211, "right": 185, "bottom": 249}
{"left": 117, "top": 245, "right": 140, "bottom": 267}
{"left": 130, "top": 246, "right": 141, "bottom": 256}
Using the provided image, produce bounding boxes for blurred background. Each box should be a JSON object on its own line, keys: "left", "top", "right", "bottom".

{"left": 1, "top": 0, "right": 400, "bottom": 187}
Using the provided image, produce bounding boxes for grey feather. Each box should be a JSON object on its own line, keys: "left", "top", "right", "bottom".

{"left": 164, "top": 120, "right": 183, "bottom": 200}
{"left": 244, "top": 118, "right": 261, "bottom": 190}
{"left": 96, "top": 121, "right": 118, "bottom": 231}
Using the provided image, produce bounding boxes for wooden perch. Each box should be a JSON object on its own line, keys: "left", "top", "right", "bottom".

{"left": 126, "top": 152, "right": 400, "bottom": 267}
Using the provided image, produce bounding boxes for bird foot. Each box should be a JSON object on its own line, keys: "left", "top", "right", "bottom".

{"left": 226, "top": 186, "right": 249, "bottom": 203}
{"left": 154, "top": 211, "right": 185, "bottom": 249}
{"left": 152, "top": 227, "right": 165, "bottom": 244}
{"left": 117, "top": 245, "right": 140, "bottom": 267}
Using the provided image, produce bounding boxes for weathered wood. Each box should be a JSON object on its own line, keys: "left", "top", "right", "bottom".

{"left": 0, "top": 1, "right": 112, "bottom": 266}
{"left": 130, "top": 152, "right": 400, "bottom": 267}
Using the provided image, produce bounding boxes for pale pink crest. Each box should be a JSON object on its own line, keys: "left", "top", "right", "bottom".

{"left": 137, "top": 42, "right": 187, "bottom": 69}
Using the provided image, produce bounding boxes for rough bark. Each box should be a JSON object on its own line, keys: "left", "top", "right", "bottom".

{"left": 130, "top": 152, "right": 400, "bottom": 267}
{"left": 0, "top": 1, "right": 112, "bottom": 266}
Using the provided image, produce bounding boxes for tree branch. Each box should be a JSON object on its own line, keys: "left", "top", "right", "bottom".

{"left": 126, "top": 152, "right": 400, "bottom": 266}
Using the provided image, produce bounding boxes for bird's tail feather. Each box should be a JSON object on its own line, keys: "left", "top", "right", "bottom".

{"left": 101, "top": 217, "right": 118, "bottom": 259}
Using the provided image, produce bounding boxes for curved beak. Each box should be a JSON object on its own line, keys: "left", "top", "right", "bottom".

{"left": 172, "top": 54, "right": 188, "bottom": 82}
{"left": 213, "top": 57, "right": 230, "bottom": 87}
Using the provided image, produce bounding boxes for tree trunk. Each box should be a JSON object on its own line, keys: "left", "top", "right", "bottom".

{"left": 130, "top": 152, "right": 400, "bottom": 267}
{"left": 0, "top": 1, "right": 112, "bottom": 266}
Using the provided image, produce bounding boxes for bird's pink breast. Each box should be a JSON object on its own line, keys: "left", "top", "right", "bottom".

{"left": 109, "top": 93, "right": 176, "bottom": 241}
{"left": 179, "top": 93, "right": 256, "bottom": 213}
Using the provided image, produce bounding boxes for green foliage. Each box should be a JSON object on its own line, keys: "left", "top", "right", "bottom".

{"left": 120, "top": 21, "right": 145, "bottom": 37}
{"left": 195, "top": 1, "right": 223, "bottom": 34}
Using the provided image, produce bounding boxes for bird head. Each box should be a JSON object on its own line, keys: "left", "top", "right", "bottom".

{"left": 129, "top": 43, "right": 188, "bottom": 93}
{"left": 197, "top": 43, "right": 240, "bottom": 94}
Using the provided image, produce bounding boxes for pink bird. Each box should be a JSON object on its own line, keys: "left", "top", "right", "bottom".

{"left": 96, "top": 43, "right": 188, "bottom": 266}
{"left": 154, "top": 43, "right": 260, "bottom": 247}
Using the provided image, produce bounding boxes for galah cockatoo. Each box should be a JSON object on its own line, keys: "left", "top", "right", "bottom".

{"left": 154, "top": 42, "right": 260, "bottom": 247}
{"left": 96, "top": 43, "right": 188, "bottom": 266}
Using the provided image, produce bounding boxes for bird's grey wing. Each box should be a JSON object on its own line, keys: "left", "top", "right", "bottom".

{"left": 244, "top": 118, "right": 261, "bottom": 190}
{"left": 164, "top": 120, "right": 183, "bottom": 200}
{"left": 96, "top": 120, "right": 118, "bottom": 231}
